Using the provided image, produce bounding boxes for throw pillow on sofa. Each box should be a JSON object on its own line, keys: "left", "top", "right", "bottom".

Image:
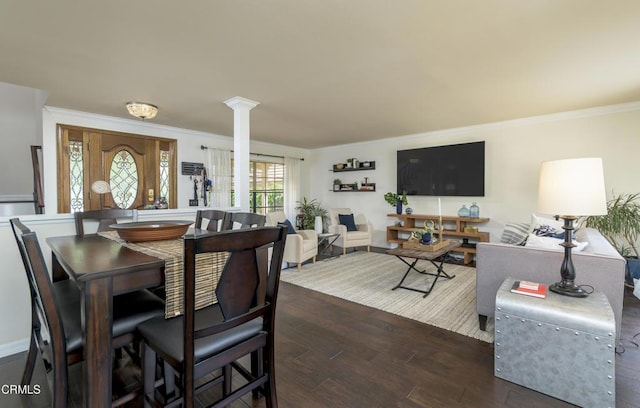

{"left": 500, "top": 222, "right": 530, "bottom": 245}
{"left": 529, "top": 214, "right": 565, "bottom": 235}
{"left": 524, "top": 233, "right": 589, "bottom": 252}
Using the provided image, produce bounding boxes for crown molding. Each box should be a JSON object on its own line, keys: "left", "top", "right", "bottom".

{"left": 317, "top": 100, "right": 640, "bottom": 151}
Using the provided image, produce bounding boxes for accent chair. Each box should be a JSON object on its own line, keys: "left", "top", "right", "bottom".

{"left": 328, "top": 208, "right": 372, "bottom": 255}
{"left": 266, "top": 211, "right": 318, "bottom": 271}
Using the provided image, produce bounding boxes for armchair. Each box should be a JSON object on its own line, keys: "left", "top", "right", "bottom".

{"left": 266, "top": 211, "right": 318, "bottom": 271}
{"left": 328, "top": 208, "right": 372, "bottom": 255}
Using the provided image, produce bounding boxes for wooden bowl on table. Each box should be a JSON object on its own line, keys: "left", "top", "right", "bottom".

{"left": 110, "top": 220, "right": 193, "bottom": 242}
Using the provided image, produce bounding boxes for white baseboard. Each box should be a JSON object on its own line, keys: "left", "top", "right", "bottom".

{"left": 0, "top": 338, "right": 30, "bottom": 359}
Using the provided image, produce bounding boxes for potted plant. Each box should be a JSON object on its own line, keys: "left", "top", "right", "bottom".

{"left": 411, "top": 220, "right": 435, "bottom": 244}
{"left": 333, "top": 178, "right": 342, "bottom": 191}
{"left": 582, "top": 192, "right": 640, "bottom": 286}
{"left": 296, "top": 197, "right": 328, "bottom": 231}
{"left": 384, "top": 191, "right": 408, "bottom": 214}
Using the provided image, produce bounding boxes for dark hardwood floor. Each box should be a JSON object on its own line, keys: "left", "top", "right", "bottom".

{"left": 2, "top": 282, "right": 639, "bottom": 407}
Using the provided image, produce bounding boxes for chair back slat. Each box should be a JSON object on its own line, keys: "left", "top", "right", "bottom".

{"left": 222, "top": 212, "right": 266, "bottom": 230}
{"left": 194, "top": 209, "right": 228, "bottom": 231}
{"left": 183, "top": 226, "right": 286, "bottom": 342}
{"left": 74, "top": 209, "right": 138, "bottom": 235}
{"left": 216, "top": 249, "right": 259, "bottom": 319}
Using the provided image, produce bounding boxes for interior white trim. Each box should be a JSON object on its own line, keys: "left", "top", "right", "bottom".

{"left": 0, "top": 337, "right": 29, "bottom": 358}
{"left": 317, "top": 100, "right": 640, "bottom": 151}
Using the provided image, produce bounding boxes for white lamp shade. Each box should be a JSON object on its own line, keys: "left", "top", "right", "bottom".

{"left": 537, "top": 157, "right": 607, "bottom": 216}
{"left": 91, "top": 180, "right": 111, "bottom": 194}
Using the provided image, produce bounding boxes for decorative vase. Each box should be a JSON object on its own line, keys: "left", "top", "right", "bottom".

{"left": 396, "top": 200, "right": 403, "bottom": 215}
{"left": 470, "top": 202, "right": 480, "bottom": 218}
{"left": 405, "top": 207, "right": 413, "bottom": 215}
{"left": 422, "top": 234, "right": 432, "bottom": 245}
{"left": 314, "top": 216, "right": 323, "bottom": 234}
{"left": 457, "top": 204, "right": 470, "bottom": 217}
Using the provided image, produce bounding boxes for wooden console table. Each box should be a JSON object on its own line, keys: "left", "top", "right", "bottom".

{"left": 386, "top": 213, "right": 489, "bottom": 264}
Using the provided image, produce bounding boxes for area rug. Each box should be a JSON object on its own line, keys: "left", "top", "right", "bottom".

{"left": 280, "top": 251, "right": 494, "bottom": 343}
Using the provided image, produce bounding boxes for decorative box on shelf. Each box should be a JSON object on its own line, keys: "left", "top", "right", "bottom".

{"left": 333, "top": 182, "right": 376, "bottom": 192}
{"left": 332, "top": 161, "right": 376, "bottom": 172}
{"left": 402, "top": 239, "right": 450, "bottom": 252}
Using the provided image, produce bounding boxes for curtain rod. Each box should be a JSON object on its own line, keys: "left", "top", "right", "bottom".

{"left": 200, "top": 145, "right": 304, "bottom": 161}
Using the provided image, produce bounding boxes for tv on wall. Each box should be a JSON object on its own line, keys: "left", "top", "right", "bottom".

{"left": 397, "top": 141, "right": 485, "bottom": 197}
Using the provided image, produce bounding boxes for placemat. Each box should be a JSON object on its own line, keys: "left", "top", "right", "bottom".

{"left": 99, "top": 231, "right": 227, "bottom": 318}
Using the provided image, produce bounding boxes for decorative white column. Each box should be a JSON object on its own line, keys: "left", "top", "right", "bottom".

{"left": 224, "top": 96, "right": 259, "bottom": 212}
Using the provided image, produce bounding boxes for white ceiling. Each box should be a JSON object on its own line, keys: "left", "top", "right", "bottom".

{"left": 1, "top": 1, "right": 640, "bottom": 149}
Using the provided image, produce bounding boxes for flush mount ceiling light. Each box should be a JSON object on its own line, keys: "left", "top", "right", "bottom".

{"left": 125, "top": 101, "right": 158, "bottom": 120}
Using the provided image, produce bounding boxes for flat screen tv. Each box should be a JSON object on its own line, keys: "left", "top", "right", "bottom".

{"left": 397, "top": 141, "right": 485, "bottom": 196}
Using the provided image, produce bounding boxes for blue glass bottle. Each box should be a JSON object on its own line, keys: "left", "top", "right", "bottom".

{"left": 458, "top": 204, "right": 470, "bottom": 217}
{"left": 470, "top": 202, "right": 480, "bottom": 218}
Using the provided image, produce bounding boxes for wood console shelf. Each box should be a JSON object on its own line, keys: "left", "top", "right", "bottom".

{"left": 386, "top": 213, "right": 490, "bottom": 264}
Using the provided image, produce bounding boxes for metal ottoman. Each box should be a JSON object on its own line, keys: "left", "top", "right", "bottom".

{"left": 494, "top": 277, "right": 616, "bottom": 408}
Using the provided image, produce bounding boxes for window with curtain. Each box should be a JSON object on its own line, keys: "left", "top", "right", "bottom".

{"left": 231, "top": 159, "right": 285, "bottom": 215}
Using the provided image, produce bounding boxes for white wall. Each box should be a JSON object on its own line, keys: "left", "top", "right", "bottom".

{"left": 308, "top": 103, "right": 640, "bottom": 247}
{"left": 0, "top": 82, "right": 46, "bottom": 205}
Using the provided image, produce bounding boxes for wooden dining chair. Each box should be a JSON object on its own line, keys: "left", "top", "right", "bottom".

{"left": 222, "top": 211, "right": 266, "bottom": 230}
{"left": 10, "top": 218, "right": 165, "bottom": 407}
{"left": 74, "top": 208, "right": 138, "bottom": 235}
{"left": 194, "top": 209, "right": 228, "bottom": 232}
{"left": 137, "top": 225, "right": 287, "bottom": 408}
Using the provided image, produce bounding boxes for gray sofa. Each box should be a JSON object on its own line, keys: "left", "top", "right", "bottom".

{"left": 476, "top": 227, "right": 626, "bottom": 341}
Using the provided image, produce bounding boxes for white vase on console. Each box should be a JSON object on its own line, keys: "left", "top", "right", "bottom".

{"left": 314, "top": 216, "right": 323, "bottom": 234}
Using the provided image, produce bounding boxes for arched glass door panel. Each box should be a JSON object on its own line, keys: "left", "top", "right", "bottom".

{"left": 109, "top": 150, "right": 138, "bottom": 209}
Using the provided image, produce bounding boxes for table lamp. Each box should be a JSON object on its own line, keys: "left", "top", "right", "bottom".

{"left": 537, "top": 158, "right": 607, "bottom": 297}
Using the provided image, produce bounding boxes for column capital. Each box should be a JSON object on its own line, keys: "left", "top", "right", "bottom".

{"left": 224, "top": 96, "right": 260, "bottom": 111}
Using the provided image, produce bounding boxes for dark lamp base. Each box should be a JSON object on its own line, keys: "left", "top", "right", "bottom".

{"left": 549, "top": 281, "right": 588, "bottom": 298}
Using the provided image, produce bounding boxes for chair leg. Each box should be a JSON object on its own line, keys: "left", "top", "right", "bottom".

{"left": 297, "top": 263, "right": 301, "bottom": 272}
{"left": 142, "top": 343, "right": 156, "bottom": 408}
{"left": 263, "top": 347, "right": 277, "bottom": 408}
{"left": 367, "top": 245, "right": 370, "bottom": 252}
{"left": 313, "top": 256, "right": 316, "bottom": 263}
{"left": 21, "top": 332, "right": 38, "bottom": 386}
{"left": 343, "top": 247, "right": 346, "bottom": 255}
{"left": 251, "top": 349, "right": 263, "bottom": 399}
{"left": 163, "top": 361, "right": 175, "bottom": 397}
{"left": 223, "top": 365, "right": 232, "bottom": 396}
{"left": 52, "top": 353, "right": 68, "bottom": 408}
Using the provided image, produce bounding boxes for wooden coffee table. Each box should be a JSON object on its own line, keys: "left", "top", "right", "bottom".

{"left": 385, "top": 240, "right": 461, "bottom": 297}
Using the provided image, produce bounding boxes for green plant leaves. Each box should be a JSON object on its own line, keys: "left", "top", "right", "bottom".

{"left": 582, "top": 192, "right": 640, "bottom": 257}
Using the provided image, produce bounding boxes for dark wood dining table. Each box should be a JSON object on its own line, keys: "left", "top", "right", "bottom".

{"left": 46, "top": 233, "right": 166, "bottom": 408}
